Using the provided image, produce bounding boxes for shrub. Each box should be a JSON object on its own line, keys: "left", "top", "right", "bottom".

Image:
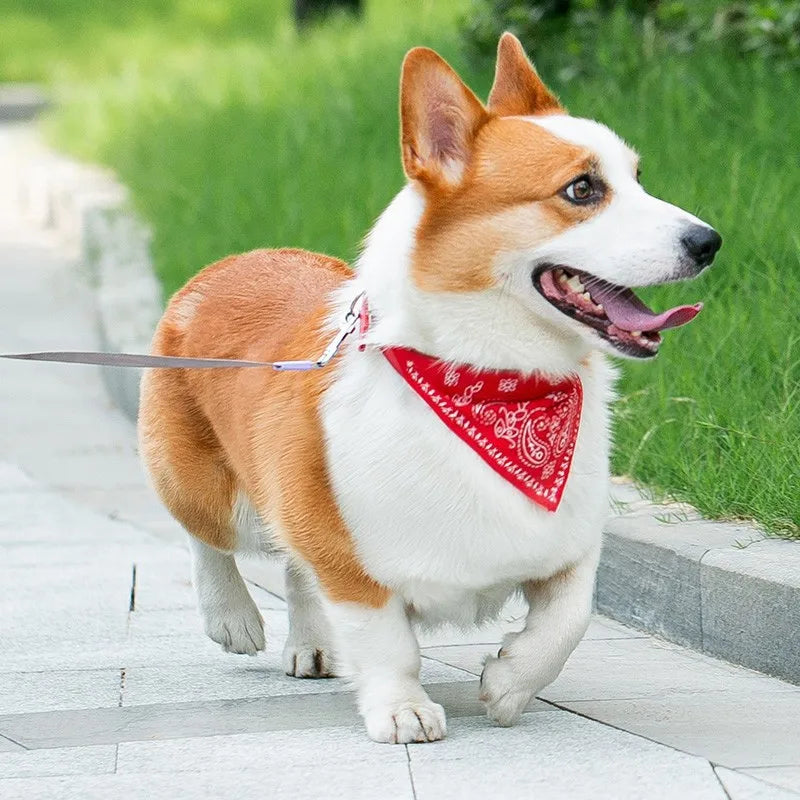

{"left": 462, "top": 0, "right": 800, "bottom": 68}
{"left": 710, "top": 2, "right": 800, "bottom": 64}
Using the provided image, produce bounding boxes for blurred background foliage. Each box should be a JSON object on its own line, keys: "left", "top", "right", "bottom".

{"left": 0, "top": 0, "right": 797, "bottom": 535}
{"left": 463, "top": 0, "right": 800, "bottom": 71}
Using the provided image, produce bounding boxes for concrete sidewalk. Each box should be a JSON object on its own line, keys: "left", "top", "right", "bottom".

{"left": 2, "top": 122, "right": 800, "bottom": 799}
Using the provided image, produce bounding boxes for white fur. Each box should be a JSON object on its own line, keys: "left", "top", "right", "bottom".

{"left": 195, "top": 114, "right": 712, "bottom": 743}
{"left": 189, "top": 536, "right": 265, "bottom": 655}
{"left": 231, "top": 491, "right": 275, "bottom": 554}
{"left": 282, "top": 562, "right": 337, "bottom": 678}
{"left": 325, "top": 596, "right": 447, "bottom": 743}
{"left": 317, "top": 178, "right": 616, "bottom": 739}
{"left": 528, "top": 115, "right": 713, "bottom": 287}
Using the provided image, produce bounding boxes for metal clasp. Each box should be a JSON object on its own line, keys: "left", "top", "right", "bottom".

{"left": 271, "top": 291, "right": 366, "bottom": 371}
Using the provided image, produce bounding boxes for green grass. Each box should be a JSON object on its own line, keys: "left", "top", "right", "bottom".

{"left": 5, "top": 1, "right": 799, "bottom": 536}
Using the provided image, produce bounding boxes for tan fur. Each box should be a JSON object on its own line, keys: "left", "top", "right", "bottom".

{"left": 139, "top": 248, "right": 389, "bottom": 607}
{"left": 487, "top": 32, "right": 564, "bottom": 117}
{"left": 410, "top": 118, "right": 598, "bottom": 293}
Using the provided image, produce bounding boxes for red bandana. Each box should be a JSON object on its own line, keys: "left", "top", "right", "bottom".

{"left": 381, "top": 347, "right": 583, "bottom": 512}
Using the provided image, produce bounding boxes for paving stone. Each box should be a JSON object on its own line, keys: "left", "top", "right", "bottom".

{"left": 0, "top": 631, "right": 259, "bottom": 674}
{"left": 0, "top": 561, "right": 133, "bottom": 646}
{"left": 238, "top": 557, "right": 287, "bottom": 598}
{"left": 1, "top": 608, "right": 129, "bottom": 648}
{"left": 701, "top": 542, "right": 800, "bottom": 685}
{"left": 0, "top": 681, "right": 497, "bottom": 749}
{"left": 0, "top": 543, "right": 154, "bottom": 569}
{"left": 741, "top": 768, "right": 800, "bottom": 795}
{"left": 541, "top": 636, "right": 797, "bottom": 704}
{"left": 129, "top": 557, "right": 286, "bottom": 614}
{"left": 0, "top": 763, "right": 415, "bottom": 800}
{"left": 116, "top": 725, "right": 407, "bottom": 773}
{"left": 715, "top": 768, "right": 800, "bottom": 799}
{"left": 0, "top": 669, "right": 122, "bottom": 714}
{"left": 418, "top": 601, "right": 644, "bottom": 648}
{"left": 560, "top": 688, "right": 800, "bottom": 768}
{"left": 584, "top": 616, "right": 647, "bottom": 640}
{"left": 0, "top": 736, "right": 23, "bottom": 752}
{"left": 0, "top": 462, "right": 37, "bottom": 491}
{"left": 421, "top": 644, "right": 487, "bottom": 676}
{"left": 0, "top": 493, "right": 151, "bottom": 549}
{"left": 409, "top": 712, "right": 725, "bottom": 800}
{"left": 122, "top": 651, "right": 472, "bottom": 706}
{"left": 4, "top": 450, "right": 147, "bottom": 493}
{"left": 0, "top": 745, "right": 115, "bottom": 779}
{"left": 421, "top": 617, "right": 649, "bottom": 677}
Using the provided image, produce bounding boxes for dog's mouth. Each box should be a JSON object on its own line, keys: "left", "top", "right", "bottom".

{"left": 533, "top": 266, "right": 702, "bottom": 358}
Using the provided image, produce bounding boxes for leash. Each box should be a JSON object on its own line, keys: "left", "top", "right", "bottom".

{"left": 0, "top": 293, "right": 367, "bottom": 372}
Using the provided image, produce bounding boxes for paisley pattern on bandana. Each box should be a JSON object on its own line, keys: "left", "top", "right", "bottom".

{"left": 381, "top": 346, "right": 583, "bottom": 512}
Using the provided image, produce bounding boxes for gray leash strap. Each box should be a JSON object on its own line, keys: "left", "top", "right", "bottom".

{"left": 0, "top": 351, "right": 321, "bottom": 371}
{"left": 0, "top": 292, "right": 367, "bottom": 373}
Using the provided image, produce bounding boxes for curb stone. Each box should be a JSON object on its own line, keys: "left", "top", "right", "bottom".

{"left": 603, "top": 481, "right": 800, "bottom": 684}
{"left": 16, "top": 128, "right": 800, "bottom": 686}
{"left": 11, "top": 125, "right": 162, "bottom": 420}
{"left": 0, "top": 85, "right": 49, "bottom": 122}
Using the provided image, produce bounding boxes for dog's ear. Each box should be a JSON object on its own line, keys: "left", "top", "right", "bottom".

{"left": 488, "top": 32, "right": 563, "bottom": 117}
{"left": 400, "top": 47, "right": 489, "bottom": 189}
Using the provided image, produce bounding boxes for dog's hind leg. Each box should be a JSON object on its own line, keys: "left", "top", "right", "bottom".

{"left": 189, "top": 537, "right": 265, "bottom": 656}
{"left": 138, "top": 370, "right": 265, "bottom": 656}
{"left": 283, "top": 561, "right": 337, "bottom": 677}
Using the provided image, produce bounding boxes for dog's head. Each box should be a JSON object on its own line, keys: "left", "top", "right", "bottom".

{"left": 394, "top": 33, "right": 720, "bottom": 362}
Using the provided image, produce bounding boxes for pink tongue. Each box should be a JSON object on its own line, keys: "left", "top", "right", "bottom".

{"left": 589, "top": 283, "right": 702, "bottom": 333}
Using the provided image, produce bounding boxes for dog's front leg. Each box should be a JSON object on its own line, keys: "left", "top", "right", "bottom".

{"left": 327, "top": 595, "right": 446, "bottom": 744}
{"left": 479, "top": 549, "right": 598, "bottom": 726}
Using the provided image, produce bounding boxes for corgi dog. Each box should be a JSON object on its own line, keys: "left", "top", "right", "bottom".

{"left": 138, "top": 33, "right": 720, "bottom": 744}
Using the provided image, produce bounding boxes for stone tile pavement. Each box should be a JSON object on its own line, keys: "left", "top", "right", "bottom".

{"left": 2, "top": 121, "right": 800, "bottom": 798}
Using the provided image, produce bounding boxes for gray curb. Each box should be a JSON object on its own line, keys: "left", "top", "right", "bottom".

{"left": 0, "top": 85, "right": 49, "bottom": 122}
{"left": 602, "top": 483, "right": 799, "bottom": 684}
{"left": 12, "top": 126, "right": 162, "bottom": 421}
{"left": 16, "top": 128, "right": 800, "bottom": 686}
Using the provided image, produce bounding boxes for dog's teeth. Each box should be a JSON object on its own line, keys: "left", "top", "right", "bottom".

{"left": 596, "top": 304, "right": 604, "bottom": 312}
{"left": 631, "top": 331, "right": 642, "bottom": 337}
{"left": 581, "top": 292, "right": 592, "bottom": 302}
{"left": 566, "top": 276, "right": 585, "bottom": 293}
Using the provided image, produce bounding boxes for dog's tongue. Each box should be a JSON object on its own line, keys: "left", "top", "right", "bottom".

{"left": 590, "top": 283, "right": 702, "bottom": 332}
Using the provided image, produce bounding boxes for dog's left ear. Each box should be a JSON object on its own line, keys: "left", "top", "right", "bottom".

{"left": 488, "top": 32, "right": 563, "bottom": 117}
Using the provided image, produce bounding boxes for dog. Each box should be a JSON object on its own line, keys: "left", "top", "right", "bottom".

{"left": 138, "top": 32, "right": 720, "bottom": 744}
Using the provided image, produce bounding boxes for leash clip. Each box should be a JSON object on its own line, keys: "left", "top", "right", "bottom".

{"left": 271, "top": 291, "right": 366, "bottom": 371}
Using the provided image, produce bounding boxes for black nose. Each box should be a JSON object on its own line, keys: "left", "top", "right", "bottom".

{"left": 681, "top": 225, "right": 722, "bottom": 268}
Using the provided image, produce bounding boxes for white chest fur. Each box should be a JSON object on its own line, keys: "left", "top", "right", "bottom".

{"left": 321, "top": 345, "right": 613, "bottom": 626}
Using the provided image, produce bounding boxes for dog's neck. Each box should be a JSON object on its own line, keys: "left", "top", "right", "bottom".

{"left": 353, "top": 185, "right": 594, "bottom": 377}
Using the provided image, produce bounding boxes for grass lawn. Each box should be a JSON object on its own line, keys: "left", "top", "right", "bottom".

{"left": 4, "top": 1, "right": 798, "bottom": 536}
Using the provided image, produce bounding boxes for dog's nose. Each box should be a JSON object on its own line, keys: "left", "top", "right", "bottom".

{"left": 681, "top": 225, "right": 722, "bottom": 269}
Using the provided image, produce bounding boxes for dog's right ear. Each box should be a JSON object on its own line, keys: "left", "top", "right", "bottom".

{"left": 400, "top": 47, "right": 489, "bottom": 190}
{"left": 488, "top": 32, "right": 563, "bottom": 117}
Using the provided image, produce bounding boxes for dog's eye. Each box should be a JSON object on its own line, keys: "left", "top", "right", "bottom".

{"left": 564, "top": 176, "right": 596, "bottom": 204}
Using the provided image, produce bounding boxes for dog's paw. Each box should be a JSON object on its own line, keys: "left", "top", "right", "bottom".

{"left": 479, "top": 652, "right": 534, "bottom": 727}
{"left": 364, "top": 698, "right": 447, "bottom": 744}
{"left": 202, "top": 597, "right": 265, "bottom": 656}
{"left": 282, "top": 640, "right": 337, "bottom": 678}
